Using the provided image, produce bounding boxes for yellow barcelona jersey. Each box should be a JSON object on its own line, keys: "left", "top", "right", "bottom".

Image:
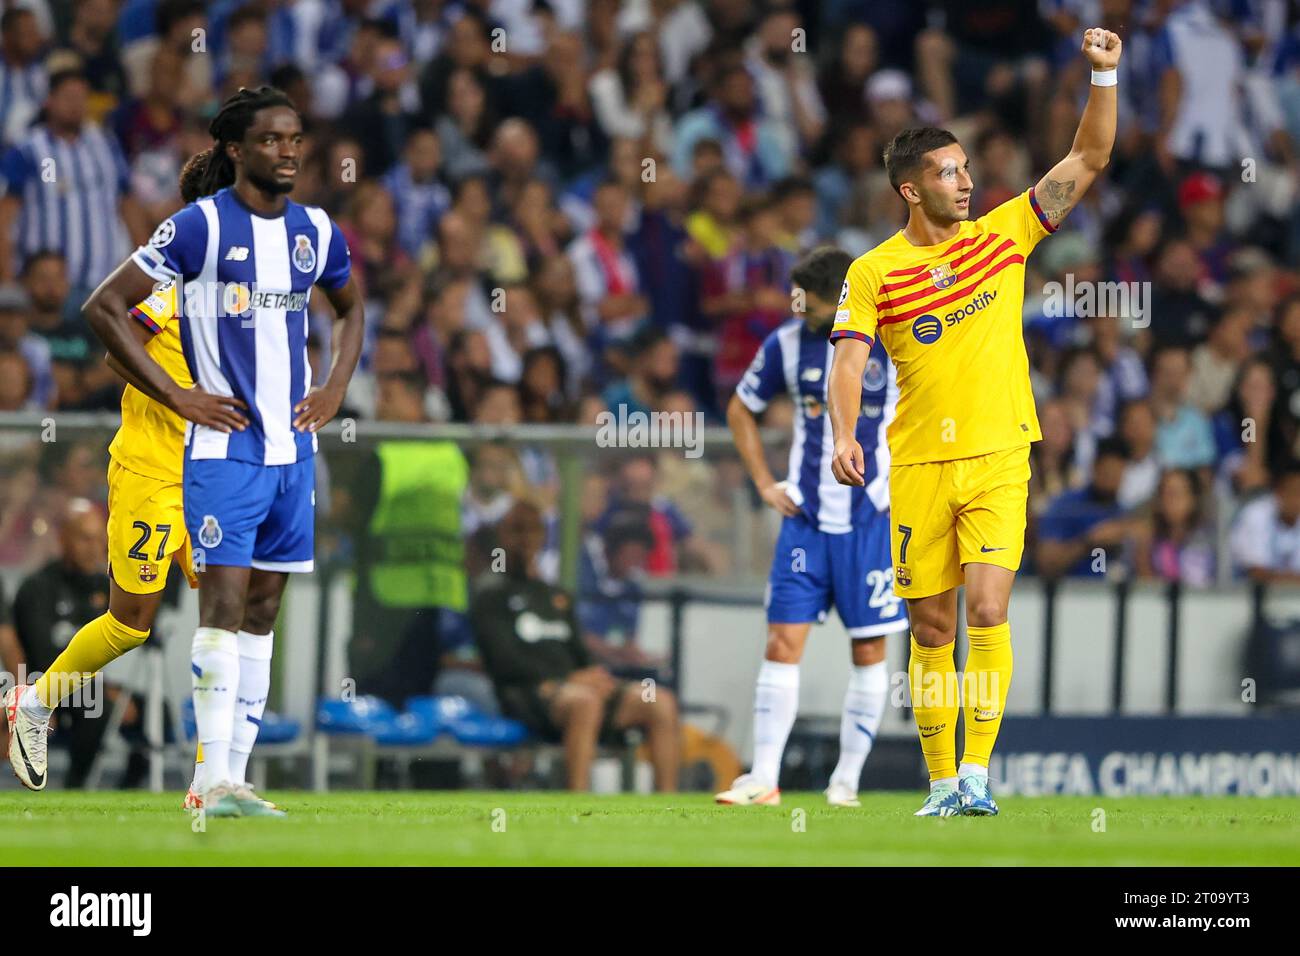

{"left": 107, "top": 279, "right": 191, "bottom": 483}
{"left": 831, "top": 188, "right": 1054, "bottom": 466}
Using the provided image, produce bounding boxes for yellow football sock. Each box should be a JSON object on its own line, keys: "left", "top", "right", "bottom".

{"left": 33, "top": 612, "right": 150, "bottom": 709}
{"left": 196, "top": 742, "right": 204, "bottom": 764}
{"left": 961, "top": 622, "right": 1014, "bottom": 767}
{"left": 909, "top": 635, "right": 959, "bottom": 781}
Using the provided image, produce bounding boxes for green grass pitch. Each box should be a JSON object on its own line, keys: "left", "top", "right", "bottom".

{"left": 3, "top": 791, "right": 1298, "bottom": 866}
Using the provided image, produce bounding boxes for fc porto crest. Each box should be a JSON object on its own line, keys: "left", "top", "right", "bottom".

{"left": 929, "top": 262, "right": 956, "bottom": 290}
{"left": 292, "top": 234, "right": 316, "bottom": 273}
{"left": 199, "top": 514, "right": 223, "bottom": 548}
{"left": 863, "top": 356, "right": 886, "bottom": 391}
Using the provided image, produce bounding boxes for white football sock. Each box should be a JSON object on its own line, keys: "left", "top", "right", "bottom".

{"left": 19, "top": 686, "right": 53, "bottom": 721}
{"left": 190, "top": 752, "right": 204, "bottom": 793}
{"left": 229, "top": 630, "right": 273, "bottom": 786}
{"left": 830, "top": 660, "right": 888, "bottom": 791}
{"left": 933, "top": 776, "right": 958, "bottom": 790}
{"left": 751, "top": 660, "right": 800, "bottom": 788}
{"left": 191, "top": 627, "right": 239, "bottom": 787}
{"left": 959, "top": 761, "right": 989, "bottom": 779}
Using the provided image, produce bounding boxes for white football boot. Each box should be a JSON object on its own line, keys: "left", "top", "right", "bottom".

{"left": 4, "top": 685, "right": 49, "bottom": 791}
{"left": 715, "top": 773, "right": 781, "bottom": 806}
{"left": 824, "top": 782, "right": 861, "bottom": 807}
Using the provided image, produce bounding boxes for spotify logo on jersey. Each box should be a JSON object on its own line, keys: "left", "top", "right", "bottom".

{"left": 912, "top": 315, "right": 943, "bottom": 344}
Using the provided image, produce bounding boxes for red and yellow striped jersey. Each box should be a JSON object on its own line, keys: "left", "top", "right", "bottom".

{"left": 830, "top": 188, "right": 1054, "bottom": 465}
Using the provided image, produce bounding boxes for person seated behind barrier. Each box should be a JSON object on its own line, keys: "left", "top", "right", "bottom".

{"left": 1036, "top": 438, "right": 1136, "bottom": 579}
{"left": 1131, "top": 468, "right": 1217, "bottom": 587}
{"left": 577, "top": 505, "right": 666, "bottom": 677}
{"left": 8, "top": 499, "right": 151, "bottom": 788}
{"left": 1230, "top": 460, "right": 1300, "bottom": 583}
{"left": 472, "top": 500, "right": 680, "bottom": 791}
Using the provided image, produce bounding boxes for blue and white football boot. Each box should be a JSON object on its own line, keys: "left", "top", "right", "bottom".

{"left": 913, "top": 781, "right": 961, "bottom": 817}
{"left": 958, "top": 774, "right": 999, "bottom": 816}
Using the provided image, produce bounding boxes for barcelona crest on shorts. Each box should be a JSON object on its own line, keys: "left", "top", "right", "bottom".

{"left": 138, "top": 563, "right": 157, "bottom": 582}
{"left": 929, "top": 263, "right": 956, "bottom": 289}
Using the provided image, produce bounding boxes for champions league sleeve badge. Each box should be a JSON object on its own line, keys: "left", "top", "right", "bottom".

{"left": 149, "top": 218, "right": 176, "bottom": 247}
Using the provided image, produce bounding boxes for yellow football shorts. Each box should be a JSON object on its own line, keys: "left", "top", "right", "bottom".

{"left": 107, "top": 459, "right": 196, "bottom": 594}
{"left": 888, "top": 444, "right": 1031, "bottom": 599}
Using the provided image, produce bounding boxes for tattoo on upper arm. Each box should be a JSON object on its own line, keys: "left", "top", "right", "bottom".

{"left": 1040, "top": 177, "right": 1077, "bottom": 226}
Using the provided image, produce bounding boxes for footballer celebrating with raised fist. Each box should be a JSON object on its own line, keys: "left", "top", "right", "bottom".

{"left": 826, "top": 28, "right": 1122, "bottom": 817}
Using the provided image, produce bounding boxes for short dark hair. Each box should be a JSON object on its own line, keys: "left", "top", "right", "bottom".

{"left": 227, "top": 4, "right": 266, "bottom": 31}
{"left": 626, "top": 323, "right": 667, "bottom": 358}
{"left": 1146, "top": 342, "right": 1190, "bottom": 378}
{"left": 602, "top": 505, "right": 657, "bottom": 554}
{"left": 882, "top": 127, "right": 959, "bottom": 195}
{"left": 377, "top": 369, "right": 426, "bottom": 394}
{"left": 1, "top": 7, "right": 35, "bottom": 32}
{"left": 737, "top": 192, "right": 775, "bottom": 222}
{"left": 452, "top": 173, "right": 489, "bottom": 203}
{"left": 1095, "top": 436, "right": 1130, "bottom": 464}
{"left": 156, "top": 0, "right": 204, "bottom": 36}
{"left": 357, "top": 16, "right": 400, "bottom": 40}
{"left": 19, "top": 249, "right": 65, "bottom": 276}
{"left": 770, "top": 175, "right": 814, "bottom": 202}
{"left": 791, "top": 245, "right": 852, "bottom": 303}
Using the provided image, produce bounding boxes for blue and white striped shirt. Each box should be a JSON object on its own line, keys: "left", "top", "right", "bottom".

{"left": 736, "top": 318, "right": 897, "bottom": 534}
{"left": 0, "top": 123, "right": 131, "bottom": 289}
{"left": 0, "top": 58, "right": 46, "bottom": 147}
{"left": 131, "top": 186, "right": 352, "bottom": 467}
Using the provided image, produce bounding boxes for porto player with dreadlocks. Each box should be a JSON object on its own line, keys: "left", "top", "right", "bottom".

{"left": 7, "top": 87, "right": 364, "bottom": 817}
{"left": 4, "top": 150, "right": 244, "bottom": 803}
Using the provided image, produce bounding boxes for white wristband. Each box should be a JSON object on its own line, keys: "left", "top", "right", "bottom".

{"left": 1091, "top": 68, "right": 1118, "bottom": 87}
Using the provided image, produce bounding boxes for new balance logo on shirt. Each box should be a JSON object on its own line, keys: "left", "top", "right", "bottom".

{"left": 224, "top": 246, "right": 249, "bottom": 260}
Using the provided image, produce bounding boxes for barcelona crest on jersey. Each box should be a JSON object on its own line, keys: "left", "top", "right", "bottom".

{"left": 929, "top": 262, "right": 956, "bottom": 289}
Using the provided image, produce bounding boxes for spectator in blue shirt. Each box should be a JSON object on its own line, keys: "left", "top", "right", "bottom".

{"left": 672, "top": 63, "right": 793, "bottom": 190}
{"left": 1036, "top": 437, "right": 1133, "bottom": 579}
{"left": 382, "top": 124, "right": 450, "bottom": 260}
{"left": 577, "top": 505, "right": 663, "bottom": 677}
{"left": 1149, "top": 344, "right": 1217, "bottom": 471}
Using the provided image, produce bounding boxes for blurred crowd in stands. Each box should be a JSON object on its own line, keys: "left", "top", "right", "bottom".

{"left": 4, "top": 0, "right": 1300, "bottom": 638}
